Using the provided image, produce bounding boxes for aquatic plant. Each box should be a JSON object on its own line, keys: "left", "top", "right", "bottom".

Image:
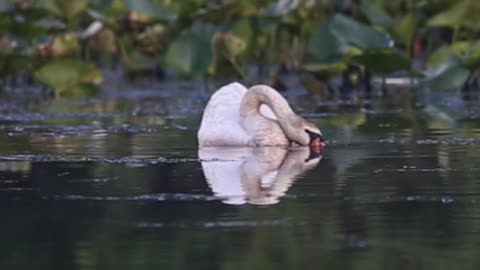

{"left": 0, "top": 0, "right": 479, "bottom": 97}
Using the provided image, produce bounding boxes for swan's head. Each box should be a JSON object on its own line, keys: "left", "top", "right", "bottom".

{"left": 289, "top": 119, "right": 325, "bottom": 148}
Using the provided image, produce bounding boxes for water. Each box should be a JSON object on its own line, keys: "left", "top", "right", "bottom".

{"left": 1, "top": 84, "right": 480, "bottom": 269}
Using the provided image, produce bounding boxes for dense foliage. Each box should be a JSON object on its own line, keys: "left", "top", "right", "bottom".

{"left": 0, "top": 0, "right": 480, "bottom": 96}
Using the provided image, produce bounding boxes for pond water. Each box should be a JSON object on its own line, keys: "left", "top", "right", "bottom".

{"left": 1, "top": 82, "right": 480, "bottom": 270}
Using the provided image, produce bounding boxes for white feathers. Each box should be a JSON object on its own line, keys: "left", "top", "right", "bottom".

{"left": 197, "top": 82, "right": 283, "bottom": 147}
{"left": 198, "top": 82, "right": 252, "bottom": 146}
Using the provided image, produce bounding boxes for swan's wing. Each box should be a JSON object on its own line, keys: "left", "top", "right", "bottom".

{"left": 198, "top": 82, "right": 252, "bottom": 146}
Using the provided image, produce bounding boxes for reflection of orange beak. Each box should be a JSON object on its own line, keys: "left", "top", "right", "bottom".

{"left": 310, "top": 138, "right": 326, "bottom": 153}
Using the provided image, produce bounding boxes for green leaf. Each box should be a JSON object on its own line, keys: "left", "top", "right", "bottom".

{"left": 126, "top": 0, "right": 177, "bottom": 22}
{"left": 461, "top": 41, "right": 480, "bottom": 69}
{"left": 64, "top": 84, "right": 101, "bottom": 97}
{"left": 303, "top": 62, "right": 348, "bottom": 77}
{"left": 51, "top": 33, "right": 80, "bottom": 57}
{"left": 350, "top": 50, "right": 411, "bottom": 73}
{"left": 210, "top": 32, "right": 247, "bottom": 78}
{"left": 34, "top": 59, "right": 103, "bottom": 94}
{"left": 165, "top": 23, "right": 215, "bottom": 77}
{"left": 419, "top": 64, "right": 470, "bottom": 92}
{"left": 427, "top": 0, "right": 480, "bottom": 29}
{"left": 426, "top": 42, "right": 469, "bottom": 68}
{"left": 360, "top": 0, "right": 393, "bottom": 30}
{"left": 394, "top": 14, "right": 418, "bottom": 49}
{"left": 331, "top": 14, "right": 392, "bottom": 50}
{"left": 308, "top": 19, "right": 343, "bottom": 62}
{"left": 0, "top": 0, "right": 13, "bottom": 13}
{"left": 37, "top": 0, "right": 91, "bottom": 19}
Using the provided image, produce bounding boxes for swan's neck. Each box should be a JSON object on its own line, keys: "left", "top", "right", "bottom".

{"left": 240, "top": 85, "right": 299, "bottom": 135}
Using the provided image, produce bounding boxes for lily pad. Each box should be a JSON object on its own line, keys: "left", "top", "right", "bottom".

{"left": 427, "top": 0, "right": 480, "bottom": 28}
{"left": 34, "top": 59, "right": 103, "bottom": 95}
{"left": 0, "top": 0, "right": 13, "bottom": 13}
{"left": 360, "top": 1, "right": 393, "bottom": 31}
{"left": 426, "top": 42, "right": 469, "bottom": 68}
{"left": 418, "top": 64, "right": 470, "bottom": 92}
{"left": 126, "top": 0, "right": 177, "bottom": 22}
{"left": 165, "top": 23, "right": 216, "bottom": 77}
{"left": 394, "top": 14, "right": 418, "bottom": 49}
{"left": 37, "top": 0, "right": 90, "bottom": 19}
{"left": 350, "top": 50, "right": 411, "bottom": 73}
{"left": 309, "top": 19, "right": 343, "bottom": 62}
{"left": 330, "top": 14, "right": 392, "bottom": 50}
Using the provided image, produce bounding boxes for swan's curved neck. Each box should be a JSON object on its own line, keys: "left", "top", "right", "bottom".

{"left": 240, "top": 85, "right": 299, "bottom": 133}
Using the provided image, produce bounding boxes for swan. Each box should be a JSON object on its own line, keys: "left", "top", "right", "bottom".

{"left": 198, "top": 82, "right": 325, "bottom": 147}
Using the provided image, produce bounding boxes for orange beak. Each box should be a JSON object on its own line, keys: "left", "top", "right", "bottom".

{"left": 310, "top": 137, "right": 326, "bottom": 151}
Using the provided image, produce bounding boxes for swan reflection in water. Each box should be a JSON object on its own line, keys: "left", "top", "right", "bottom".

{"left": 199, "top": 147, "right": 322, "bottom": 205}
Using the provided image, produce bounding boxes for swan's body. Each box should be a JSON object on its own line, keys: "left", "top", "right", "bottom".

{"left": 198, "top": 82, "right": 324, "bottom": 147}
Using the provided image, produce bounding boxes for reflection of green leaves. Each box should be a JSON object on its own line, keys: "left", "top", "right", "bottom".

{"left": 35, "top": 59, "right": 103, "bottom": 95}
{"left": 330, "top": 112, "right": 367, "bottom": 127}
{"left": 165, "top": 23, "right": 215, "bottom": 77}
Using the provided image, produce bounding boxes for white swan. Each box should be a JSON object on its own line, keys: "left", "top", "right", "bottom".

{"left": 198, "top": 82, "right": 325, "bottom": 147}
{"left": 199, "top": 147, "right": 322, "bottom": 205}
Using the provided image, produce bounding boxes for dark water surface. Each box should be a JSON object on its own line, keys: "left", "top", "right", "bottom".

{"left": 1, "top": 84, "right": 480, "bottom": 270}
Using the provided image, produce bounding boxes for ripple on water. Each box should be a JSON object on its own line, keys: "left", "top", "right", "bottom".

{"left": 47, "top": 193, "right": 219, "bottom": 202}
{"left": 0, "top": 154, "right": 197, "bottom": 164}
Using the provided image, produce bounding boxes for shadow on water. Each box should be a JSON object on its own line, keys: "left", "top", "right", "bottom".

{"left": 2, "top": 83, "right": 480, "bottom": 269}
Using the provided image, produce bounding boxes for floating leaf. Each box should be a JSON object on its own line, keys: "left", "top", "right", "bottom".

{"left": 34, "top": 59, "right": 103, "bottom": 94}
{"left": 351, "top": 50, "right": 411, "bottom": 73}
{"left": 303, "top": 62, "right": 348, "bottom": 77}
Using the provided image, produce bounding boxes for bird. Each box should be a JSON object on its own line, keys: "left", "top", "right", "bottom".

{"left": 198, "top": 82, "right": 325, "bottom": 147}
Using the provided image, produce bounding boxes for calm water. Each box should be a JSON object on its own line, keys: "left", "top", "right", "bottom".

{"left": 1, "top": 84, "right": 480, "bottom": 270}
